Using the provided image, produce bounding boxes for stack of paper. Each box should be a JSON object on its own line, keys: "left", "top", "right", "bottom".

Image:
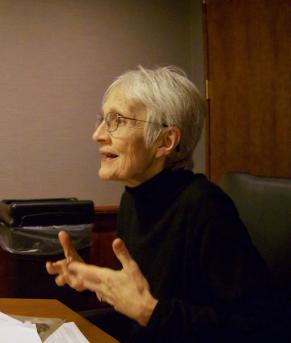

{"left": 0, "top": 312, "right": 89, "bottom": 343}
{"left": 44, "top": 322, "right": 89, "bottom": 343}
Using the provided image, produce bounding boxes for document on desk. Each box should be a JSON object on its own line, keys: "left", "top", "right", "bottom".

{"left": 0, "top": 312, "right": 89, "bottom": 342}
{"left": 44, "top": 322, "right": 89, "bottom": 343}
{"left": 0, "top": 312, "right": 42, "bottom": 343}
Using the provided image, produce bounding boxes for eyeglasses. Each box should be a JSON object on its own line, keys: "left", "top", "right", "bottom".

{"left": 96, "top": 112, "right": 167, "bottom": 133}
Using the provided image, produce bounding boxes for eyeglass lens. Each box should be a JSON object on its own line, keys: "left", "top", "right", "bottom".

{"left": 96, "top": 113, "right": 119, "bottom": 132}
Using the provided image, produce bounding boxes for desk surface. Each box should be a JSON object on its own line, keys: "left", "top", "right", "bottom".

{"left": 0, "top": 298, "right": 119, "bottom": 343}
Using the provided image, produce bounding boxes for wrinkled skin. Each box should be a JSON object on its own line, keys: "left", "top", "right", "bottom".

{"left": 46, "top": 231, "right": 85, "bottom": 291}
{"left": 46, "top": 230, "right": 157, "bottom": 326}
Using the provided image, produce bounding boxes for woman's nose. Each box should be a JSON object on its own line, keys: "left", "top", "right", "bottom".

{"left": 92, "top": 121, "right": 109, "bottom": 143}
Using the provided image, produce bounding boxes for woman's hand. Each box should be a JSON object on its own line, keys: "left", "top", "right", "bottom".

{"left": 46, "top": 230, "right": 85, "bottom": 291}
{"left": 0, "top": 202, "right": 11, "bottom": 226}
{"left": 68, "top": 238, "right": 158, "bottom": 326}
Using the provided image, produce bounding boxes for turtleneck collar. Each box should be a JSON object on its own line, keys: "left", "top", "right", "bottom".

{"left": 125, "top": 168, "right": 195, "bottom": 205}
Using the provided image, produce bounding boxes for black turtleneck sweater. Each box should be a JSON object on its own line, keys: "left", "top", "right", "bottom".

{"left": 97, "top": 168, "right": 289, "bottom": 342}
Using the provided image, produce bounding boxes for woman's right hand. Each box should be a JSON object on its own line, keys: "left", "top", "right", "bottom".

{"left": 0, "top": 202, "right": 11, "bottom": 226}
{"left": 46, "top": 230, "right": 85, "bottom": 291}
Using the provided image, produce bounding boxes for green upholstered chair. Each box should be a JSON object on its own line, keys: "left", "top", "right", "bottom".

{"left": 220, "top": 172, "right": 291, "bottom": 291}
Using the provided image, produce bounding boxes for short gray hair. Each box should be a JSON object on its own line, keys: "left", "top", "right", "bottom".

{"left": 103, "top": 65, "right": 207, "bottom": 169}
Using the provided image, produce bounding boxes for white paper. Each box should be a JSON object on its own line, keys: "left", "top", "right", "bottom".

{"left": 0, "top": 322, "right": 42, "bottom": 343}
{"left": 44, "top": 322, "right": 89, "bottom": 343}
{"left": 0, "top": 312, "right": 88, "bottom": 343}
{"left": 0, "top": 311, "right": 22, "bottom": 324}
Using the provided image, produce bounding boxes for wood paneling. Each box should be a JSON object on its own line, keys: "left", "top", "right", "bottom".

{"left": 204, "top": 0, "right": 291, "bottom": 183}
{"left": 91, "top": 206, "right": 118, "bottom": 267}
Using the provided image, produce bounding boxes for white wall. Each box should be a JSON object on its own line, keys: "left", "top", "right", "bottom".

{"left": 0, "top": 0, "right": 205, "bottom": 205}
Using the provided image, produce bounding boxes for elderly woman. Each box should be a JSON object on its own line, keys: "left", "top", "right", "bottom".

{"left": 1, "top": 66, "right": 289, "bottom": 342}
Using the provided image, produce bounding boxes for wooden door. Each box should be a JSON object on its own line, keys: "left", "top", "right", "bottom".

{"left": 204, "top": 0, "right": 291, "bottom": 183}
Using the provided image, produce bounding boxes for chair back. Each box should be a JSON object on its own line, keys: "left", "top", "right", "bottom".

{"left": 220, "top": 172, "right": 291, "bottom": 289}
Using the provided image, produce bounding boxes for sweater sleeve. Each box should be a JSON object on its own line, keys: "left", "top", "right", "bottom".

{"left": 128, "top": 194, "right": 289, "bottom": 343}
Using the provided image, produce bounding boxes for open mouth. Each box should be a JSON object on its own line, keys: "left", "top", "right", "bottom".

{"left": 101, "top": 152, "right": 118, "bottom": 161}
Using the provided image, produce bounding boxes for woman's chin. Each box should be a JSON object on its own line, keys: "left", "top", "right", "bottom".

{"left": 98, "top": 169, "right": 117, "bottom": 181}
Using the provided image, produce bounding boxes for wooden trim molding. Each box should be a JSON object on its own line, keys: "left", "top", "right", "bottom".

{"left": 95, "top": 205, "right": 119, "bottom": 213}
{"left": 94, "top": 205, "right": 119, "bottom": 233}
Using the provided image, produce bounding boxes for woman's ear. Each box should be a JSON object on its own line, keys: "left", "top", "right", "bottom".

{"left": 155, "top": 127, "right": 181, "bottom": 158}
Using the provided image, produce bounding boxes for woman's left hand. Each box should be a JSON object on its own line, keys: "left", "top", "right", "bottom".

{"left": 67, "top": 238, "right": 158, "bottom": 326}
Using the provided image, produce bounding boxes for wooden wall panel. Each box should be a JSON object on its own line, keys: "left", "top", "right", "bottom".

{"left": 204, "top": 0, "right": 291, "bottom": 183}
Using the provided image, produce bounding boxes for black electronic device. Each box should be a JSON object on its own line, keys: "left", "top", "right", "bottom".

{"left": 0, "top": 198, "right": 95, "bottom": 255}
{"left": 3, "top": 198, "right": 95, "bottom": 227}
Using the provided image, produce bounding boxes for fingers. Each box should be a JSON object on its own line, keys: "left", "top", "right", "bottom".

{"left": 68, "top": 262, "right": 102, "bottom": 282}
{"left": 46, "top": 231, "right": 85, "bottom": 291}
{"left": 112, "top": 238, "right": 136, "bottom": 269}
{"left": 0, "top": 203, "right": 11, "bottom": 225}
{"left": 46, "top": 260, "right": 64, "bottom": 275}
{"left": 46, "top": 260, "right": 68, "bottom": 283}
{"left": 55, "top": 274, "right": 67, "bottom": 287}
{"left": 112, "top": 238, "right": 148, "bottom": 292}
{"left": 46, "top": 261, "right": 69, "bottom": 287}
{"left": 67, "top": 262, "right": 105, "bottom": 291}
{"left": 46, "top": 231, "right": 84, "bottom": 291}
{"left": 58, "top": 230, "right": 83, "bottom": 262}
{"left": 47, "top": 260, "right": 85, "bottom": 290}
{"left": 46, "top": 261, "right": 55, "bottom": 275}
{"left": 58, "top": 230, "right": 73, "bottom": 258}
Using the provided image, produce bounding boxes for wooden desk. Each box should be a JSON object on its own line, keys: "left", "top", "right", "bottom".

{"left": 0, "top": 298, "right": 119, "bottom": 343}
